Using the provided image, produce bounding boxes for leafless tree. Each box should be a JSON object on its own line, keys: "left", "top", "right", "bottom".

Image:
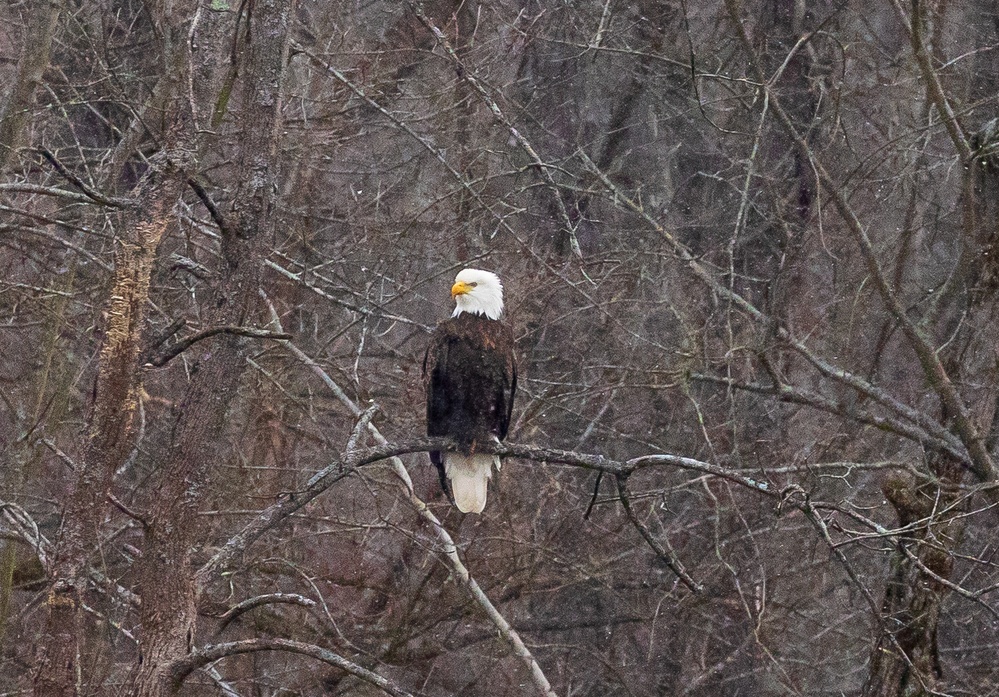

{"left": 2, "top": 1, "right": 999, "bottom": 696}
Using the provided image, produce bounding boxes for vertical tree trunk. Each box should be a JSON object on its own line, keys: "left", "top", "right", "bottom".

{"left": 0, "top": 0, "right": 63, "bottom": 171}
{"left": 863, "top": 464, "right": 962, "bottom": 697}
{"left": 860, "top": 116, "right": 999, "bottom": 697}
{"left": 31, "top": 171, "right": 186, "bottom": 697}
{"left": 129, "top": 3, "right": 290, "bottom": 694}
{"left": 30, "top": 4, "right": 197, "bottom": 694}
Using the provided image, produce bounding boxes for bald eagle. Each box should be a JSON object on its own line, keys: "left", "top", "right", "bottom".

{"left": 423, "top": 269, "right": 517, "bottom": 513}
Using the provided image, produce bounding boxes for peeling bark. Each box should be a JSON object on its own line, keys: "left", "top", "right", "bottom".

{"left": 32, "top": 168, "right": 185, "bottom": 697}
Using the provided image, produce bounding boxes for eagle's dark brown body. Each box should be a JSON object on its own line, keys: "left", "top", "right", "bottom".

{"left": 423, "top": 313, "right": 516, "bottom": 511}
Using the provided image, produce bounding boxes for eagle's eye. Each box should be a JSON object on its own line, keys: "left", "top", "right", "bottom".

{"left": 470, "top": 282, "right": 478, "bottom": 287}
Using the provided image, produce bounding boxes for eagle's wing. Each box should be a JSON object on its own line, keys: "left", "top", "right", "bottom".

{"left": 497, "top": 358, "right": 516, "bottom": 440}
{"left": 424, "top": 336, "right": 449, "bottom": 463}
{"left": 424, "top": 335, "right": 455, "bottom": 501}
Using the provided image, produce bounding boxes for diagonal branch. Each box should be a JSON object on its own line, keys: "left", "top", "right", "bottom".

{"left": 689, "top": 372, "right": 968, "bottom": 464}
{"left": 889, "top": 0, "right": 972, "bottom": 161}
{"left": 196, "top": 299, "right": 561, "bottom": 696}
{"left": 263, "top": 305, "right": 561, "bottom": 697}
{"left": 407, "top": 1, "right": 581, "bottom": 257}
{"left": 580, "top": 151, "right": 968, "bottom": 465}
{"left": 616, "top": 474, "right": 702, "bottom": 593}
{"left": 194, "top": 437, "right": 437, "bottom": 587}
{"left": 292, "top": 43, "right": 675, "bottom": 350}
{"left": 38, "top": 148, "right": 135, "bottom": 208}
{"left": 0, "top": 182, "right": 109, "bottom": 205}
{"left": 721, "top": 0, "right": 997, "bottom": 486}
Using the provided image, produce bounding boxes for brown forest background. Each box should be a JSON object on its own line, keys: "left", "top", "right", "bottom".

{"left": 2, "top": 1, "right": 999, "bottom": 696}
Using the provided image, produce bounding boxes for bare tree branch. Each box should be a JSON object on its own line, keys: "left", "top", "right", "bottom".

{"left": 216, "top": 593, "right": 318, "bottom": 633}
{"left": 615, "top": 474, "right": 702, "bottom": 593}
{"left": 145, "top": 326, "right": 293, "bottom": 367}
{"left": 724, "top": 0, "right": 998, "bottom": 487}
{"left": 407, "top": 1, "right": 582, "bottom": 257}
{"left": 38, "top": 149, "right": 135, "bottom": 208}
{"left": 168, "top": 638, "right": 416, "bottom": 697}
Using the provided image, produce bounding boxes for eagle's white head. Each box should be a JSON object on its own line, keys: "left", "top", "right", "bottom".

{"left": 451, "top": 268, "right": 504, "bottom": 320}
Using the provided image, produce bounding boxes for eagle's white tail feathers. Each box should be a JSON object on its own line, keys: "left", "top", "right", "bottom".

{"left": 445, "top": 452, "right": 499, "bottom": 514}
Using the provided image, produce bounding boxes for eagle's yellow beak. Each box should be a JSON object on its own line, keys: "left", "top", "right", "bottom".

{"left": 451, "top": 280, "right": 472, "bottom": 298}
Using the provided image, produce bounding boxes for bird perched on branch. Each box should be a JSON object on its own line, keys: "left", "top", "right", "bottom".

{"left": 423, "top": 269, "right": 517, "bottom": 513}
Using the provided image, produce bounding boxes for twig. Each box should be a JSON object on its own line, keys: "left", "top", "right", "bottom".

{"left": 0, "top": 182, "right": 109, "bottom": 205}
{"left": 579, "top": 149, "right": 967, "bottom": 465}
{"left": 41, "top": 438, "right": 77, "bottom": 472}
{"left": 890, "top": 0, "right": 971, "bottom": 160}
{"left": 260, "top": 302, "right": 560, "bottom": 697}
{"left": 263, "top": 259, "right": 432, "bottom": 331}
{"left": 188, "top": 177, "right": 234, "bottom": 237}
{"left": 194, "top": 441, "right": 383, "bottom": 586}
{"left": 407, "top": 1, "right": 582, "bottom": 257}
{"left": 346, "top": 404, "right": 379, "bottom": 454}
{"left": 723, "top": 0, "right": 998, "bottom": 487}
{"left": 0, "top": 502, "right": 49, "bottom": 571}
{"left": 293, "top": 43, "right": 658, "bottom": 345}
{"left": 203, "top": 665, "right": 245, "bottom": 697}
{"left": 140, "top": 317, "right": 187, "bottom": 363}
{"left": 107, "top": 493, "right": 149, "bottom": 528}
{"left": 689, "top": 372, "right": 968, "bottom": 465}
{"left": 583, "top": 471, "right": 603, "bottom": 519}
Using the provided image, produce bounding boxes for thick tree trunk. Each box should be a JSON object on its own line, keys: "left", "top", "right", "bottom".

{"left": 863, "top": 465, "right": 962, "bottom": 697}
{"left": 31, "top": 170, "right": 185, "bottom": 697}
{"left": 129, "top": 3, "right": 290, "bottom": 694}
{"left": 860, "top": 116, "right": 999, "bottom": 697}
{"left": 30, "top": 4, "right": 196, "bottom": 694}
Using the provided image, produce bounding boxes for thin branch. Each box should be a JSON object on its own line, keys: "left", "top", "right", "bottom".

{"left": 140, "top": 317, "right": 187, "bottom": 363}
{"left": 202, "top": 665, "right": 245, "bottom": 697}
{"left": 194, "top": 443, "right": 385, "bottom": 586}
{"left": 168, "top": 638, "right": 415, "bottom": 697}
{"left": 146, "top": 326, "right": 292, "bottom": 367}
{"left": 583, "top": 471, "right": 604, "bottom": 519}
{"left": 689, "top": 372, "right": 968, "bottom": 465}
{"left": 263, "top": 259, "right": 432, "bottom": 331}
{"left": 900, "top": 543, "right": 999, "bottom": 618}
{"left": 38, "top": 148, "right": 135, "bottom": 208}
{"left": 188, "top": 177, "right": 234, "bottom": 237}
{"left": 799, "top": 499, "right": 885, "bottom": 622}
{"left": 106, "top": 493, "right": 149, "bottom": 528}
{"left": 616, "top": 474, "right": 702, "bottom": 593}
{"left": 293, "top": 42, "right": 663, "bottom": 349}
{"left": 2, "top": 222, "right": 114, "bottom": 271}
{"left": 580, "top": 150, "right": 967, "bottom": 464}
{"left": 0, "top": 182, "right": 107, "bottom": 205}
{"left": 216, "top": 593, "right": 317, "bottom": 633}
{"left": 407, "top": 1, "right": 582, "bottom": 257}
{"left": 722, "top": 0, "right": 997, "bottom": 486}
{"left": 346, "top": 404, "right": 379, "bottom": 454}
{"left": 891, "top": 0, "right": 972, "bottom": 160}
{"left": 0, "top": 502, "right": 49, "bottom": 571}
{"left": 260, "top": 305, "right": 561, "bottom": 697}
